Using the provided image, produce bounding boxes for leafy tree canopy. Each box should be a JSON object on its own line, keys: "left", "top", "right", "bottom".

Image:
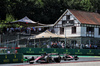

{"left": 0, "top": 0, "right": 100, "bottom": 25}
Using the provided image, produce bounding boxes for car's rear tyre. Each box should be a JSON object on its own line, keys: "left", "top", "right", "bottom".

{"left": 46, "top": 56, "right": 50, "bottom": 63}
{"left": 74, "top": 55, "right": 79, "bottom": 61}
{"left": 54, "top": 57, "right": 61, "bottom": 63}
{"left": 64, "top": 59, "right": 66, "bottom": 61}
{"left": 74, "top": 58, "right": 78, "bottom": 60}
{"left": 29, "top": 62, "right": 34, "bottom": 64}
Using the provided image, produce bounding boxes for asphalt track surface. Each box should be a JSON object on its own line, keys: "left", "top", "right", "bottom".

{"left": 1, "top": 55, "right": 100, "bottom": 66}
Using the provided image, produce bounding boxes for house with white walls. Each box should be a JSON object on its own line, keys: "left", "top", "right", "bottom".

{"left": 53, "top": 9, "right": 100, "bottom": 48}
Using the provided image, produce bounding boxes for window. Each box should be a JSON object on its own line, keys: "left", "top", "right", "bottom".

{"left": 87, "top": 27, "right": 94, "bottom": 33}
{"left": 72, "top": 27, "right": 76, "bottom": 34}
{"left": 60, "top": 27, "right": 64, "bottom": 34}
{"left": 66, "top": 15, "right": 70, "bottom": 20}
{"left": 99, "top": 28, "right": 100, "bottom": 35}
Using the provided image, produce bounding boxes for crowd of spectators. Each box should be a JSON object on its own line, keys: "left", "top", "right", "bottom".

{"left": 82, "top": 44, "right": 98, "bottom": 49}
{"left": 45, "top": 41, "right": 98, "bottom": 49}
{"left": 1, "top": 27, "right": 45, "bottom": 35}
{"left": 51, "top": 41, "right": 64, "bottom": 48}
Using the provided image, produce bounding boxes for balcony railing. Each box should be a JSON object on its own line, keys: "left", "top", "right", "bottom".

{"left": 86, "top": 32, "right": 94, "bottom": 37}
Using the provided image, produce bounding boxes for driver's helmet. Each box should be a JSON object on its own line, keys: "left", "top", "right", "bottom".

{"left": 42, "top": 53, "right": 47, "bottom": 56}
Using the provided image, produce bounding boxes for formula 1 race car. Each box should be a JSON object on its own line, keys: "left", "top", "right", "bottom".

{"left": 29, "top": 53, "right": 61, "bottom": 64}
{"left": 23, "top": 56, "right": 35, "bottom": 62}
{"left": 62, "top": 54, "right": 79, "bottom": 61}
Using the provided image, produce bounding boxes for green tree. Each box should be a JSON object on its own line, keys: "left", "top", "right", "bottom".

{"left": 70, "top": 0, "right": 93, "bottom": 11}
{"left": 0, "top": 0, "right": 7, "bottom": 20}
{"left": 0, "top": 14, "right": 16, "bottom": 28}
{"left": 90, "top": 0, "right": 100, "bottom": 12}
{"left": 1, "top": 0, "right": 100, "bottom": 24}
{"left": 4, "top": 14, "right": 16, "bottom": 23}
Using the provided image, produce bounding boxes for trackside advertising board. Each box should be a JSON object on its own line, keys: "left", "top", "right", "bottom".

{"left": 17, "top": 48, "right": 99, "bottom": 56}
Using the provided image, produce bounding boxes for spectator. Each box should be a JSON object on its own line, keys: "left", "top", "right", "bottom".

{"left": 85, "top": 44, "right": 89, "bottom": 49}
{"left": 53, "top": 43, "right": 58, "bottom": 48}
{"left": 15, "top": 50, "right": 18, "bottom": 53}
{"left": 27, "top": 27, "right": 31, "bottom": 34}
{"left": 61, "top": 43, "right": 64, "bottom": 48}
{"left": 38, "top": 28, "right": 41, "bottom": 31}
{"left": 10, "top": 27, "right": 14, "bottom": 33}
{"left": 7, "top": 50, "right": 10, "bottom": 54}
{"left": 57, "top": 41, "right": 62, "bottom": 48}
{"left": 94, "top": 45, "right": 97, "bottom": 49}
{"left": 89, "top": 44, "right": 91, "bottom": 49}
{"left": 18, "top": 27, "right": 20, "bottom": 32}
{"left": 7, "top": 27, "right": 9, "bottom": 33}
{"left": 51, "top": 42, "right": 54, "bottom": 48}
{"left": 76, "top": 43, "right": 79, "bottom": 49}
{"left": 47, "top": 44, "right": 50, "bottom": 48}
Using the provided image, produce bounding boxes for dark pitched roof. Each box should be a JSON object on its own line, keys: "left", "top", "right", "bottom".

{"left": 69, "top": 9, "right": 100, "bottom": 25}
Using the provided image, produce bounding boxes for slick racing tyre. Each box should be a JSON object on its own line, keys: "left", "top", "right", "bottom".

{"left": 54, "top": 57, "right": 61, "bottom": 63}
{"left": 29, "top": 61, "right": 34, "bottom": 64}
{"left": 63, "top": 57, "right": 66, "bottom": 61}
{"left": 74, "top": 55, "right": 79, "bottom": 60}
{"left": 46, "top": 56, "right": 50, "bottom": 63}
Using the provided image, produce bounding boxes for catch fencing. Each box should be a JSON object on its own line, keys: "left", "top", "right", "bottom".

{"left": 0, "top": 44, "right": 16, "bottom": 54}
